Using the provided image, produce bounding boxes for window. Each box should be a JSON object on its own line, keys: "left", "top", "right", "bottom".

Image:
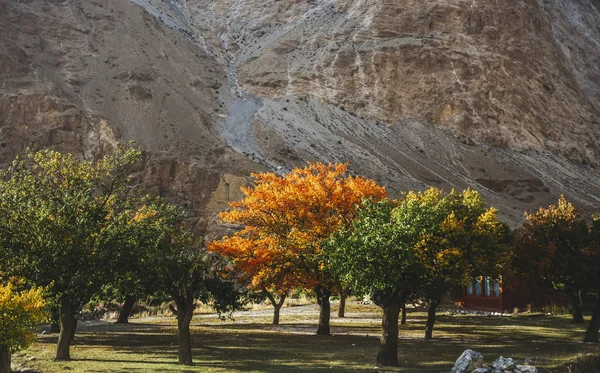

{"left": 493, "top": 280, "right": 501, "bottom": 297}
{"left": 484, "top": 277, "right": 491, "bottom": 297}
{"left": 475, "top": 278, "right": 482, "bottom": 296}
{"left": 466, "top": 282, "right": 473, "bottom": 295}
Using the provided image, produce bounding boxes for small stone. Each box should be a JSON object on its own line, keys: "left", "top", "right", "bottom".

{"left": 515, "top": 365, "right": 538, "bottom": 373}
{"left": 492, "top": 357, "right": 515, "bottom": 370}
{"left": 472, "top": 368, "right": 491, "bottom": 373}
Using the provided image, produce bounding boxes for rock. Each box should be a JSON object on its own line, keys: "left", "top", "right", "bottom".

{"left": 2, "top": 0, "right": 600, "bottom": 235}
{"left": 492, "top": 356, "right": 516, "bottom": 370}
{"left": 515, "top": 365, "right": 538, "bottom": 373}
{"left": 472, "top": 368, "right": 491, "bottom": 373}
{"left": 451, "top": 349, "right": 484, "bottom": 373}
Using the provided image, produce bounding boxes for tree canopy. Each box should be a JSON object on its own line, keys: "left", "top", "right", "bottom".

{"left": 395, "top": 188, "right": 510, "bottom": 339}
{"left": 209, "top": 162, "right": 386, "bottom": 334}
{"left": 324, "top": 188, "right": 509, "bottom": 365}
{"left": 513, "top": 196, "right": 593, "bottom": 323}
{"left": 324, "top": 198, "right": 419, "bottom": 366}
{"left": 0, "top": 146, "right": 141, "bottom": 360}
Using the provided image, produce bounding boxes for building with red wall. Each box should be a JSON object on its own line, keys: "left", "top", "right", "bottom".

{"left": 452, "top": 276, "right": 565, "bottom": 312}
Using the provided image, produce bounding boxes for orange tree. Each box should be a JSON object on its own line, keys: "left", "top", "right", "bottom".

{"left": 394, "top": 187, "right": 510, "bottom": 339}
{"left": 209, "top": 232, "right": 302, "bottom": 324}
{"left": 208, "top": 163, "right": 386, "bottom": 334}
{"left": 514, "top": 196, "right": 591, "bottom": 324}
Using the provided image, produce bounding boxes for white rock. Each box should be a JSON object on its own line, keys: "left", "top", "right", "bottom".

{"left": 515, "top": 365, "right": 538, "bottom": 373}
{"left": 451, "top": 349, "right": 484, "bottom": 373}
{"left": 492, "top": 356, "right": 515, "bottom": 370}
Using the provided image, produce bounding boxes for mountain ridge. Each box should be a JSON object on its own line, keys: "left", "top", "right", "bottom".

{"left": 1, "top": 0, "right": 599, "bottom": 235}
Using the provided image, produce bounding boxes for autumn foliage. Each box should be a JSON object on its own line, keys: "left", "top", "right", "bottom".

{"left": 208, "top": 163, "right": 386, "bottom": 332}
{"left": 514, "top": 196, "right": 593, "bottom": 323}
{"left": 209, "top": 163, "right": 386, "bottom": 287}
{"left": 0, "top": 281, "right": 48, "bottom": 372}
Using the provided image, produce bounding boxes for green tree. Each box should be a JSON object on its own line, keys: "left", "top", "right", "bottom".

{"left": 0, "top": 147, "right": 140, "bottom": 360}
{"left": 325, "top": 199, "right": 420, "bottom": 366}
{"left": 0, "top": 282, "right": 48, "bottom": 373}
{"left": 395, "top": 188, "right": 510, "bottom": 339}
{"left": 109, "top": 196, "right": 178, "bottom": 324}
{"left": 514, "top": 196, "right": 591, "bottom": 324}
{"left": 142, "top": 199, "right": 245, "bottom": 365}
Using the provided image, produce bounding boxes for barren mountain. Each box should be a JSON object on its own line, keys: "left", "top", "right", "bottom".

{"left": 1, "top": 0, "right": 599, "bottom": 234}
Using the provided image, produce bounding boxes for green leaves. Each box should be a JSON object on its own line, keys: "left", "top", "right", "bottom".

{"left": 323, "top": 188, "right": 509, "bottom": 304}
{"left": 0, "top": 145, "right": 142, "bottom": 310}
{"left": 324, "top": 199, "right": 420, "bottom": 295}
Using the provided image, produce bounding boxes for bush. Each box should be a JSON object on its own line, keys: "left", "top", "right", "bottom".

{"left": 0, "top": 282, "right": 48, "bottom": 354}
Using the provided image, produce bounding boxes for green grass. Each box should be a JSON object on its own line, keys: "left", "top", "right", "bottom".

{"left": 13, "top": 305, "right": 600, "bottom": 373}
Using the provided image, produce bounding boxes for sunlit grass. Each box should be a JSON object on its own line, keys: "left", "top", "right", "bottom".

{"left": 13, "top": 304, "right": 600, "bottom": 372}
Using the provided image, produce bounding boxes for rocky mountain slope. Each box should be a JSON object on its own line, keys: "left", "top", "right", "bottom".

{"left": 1, "top": 0, "right": 599, "bottom": 235}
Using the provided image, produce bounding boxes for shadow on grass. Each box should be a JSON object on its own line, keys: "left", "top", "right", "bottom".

{"left": 30, "top": 313, "right": 600, "bottom": 373}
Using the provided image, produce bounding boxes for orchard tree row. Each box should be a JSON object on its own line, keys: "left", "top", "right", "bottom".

{"left": 1, "top": 147, "right": 599, "bottom": 371}
{"left": 208, "top": 163, "right": 600, "bottom": 367}
{"left": 0, "top": 147, "right": 244, "bottom": 372}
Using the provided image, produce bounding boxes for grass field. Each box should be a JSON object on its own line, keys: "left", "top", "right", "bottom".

{"left": 12, "top": 303, "right": 600, "bottom": 373}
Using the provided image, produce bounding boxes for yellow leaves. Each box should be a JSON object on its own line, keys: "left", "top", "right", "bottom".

{"left": 400, "top": 187, "right": 507, "bottom": 289}
{"left": 0, "top": 282, "right": 48, "bottom": 354}
{"left": 131, "top": 205, "right": 158, "bottom": 223}
{"left": 525, "top": 195, "right": 580, "bottom": 228}
{"left": 440, "top": 212, "right": 464, "bottom": 232}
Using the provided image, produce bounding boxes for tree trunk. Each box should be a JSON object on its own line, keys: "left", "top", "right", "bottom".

{"left": 272, "top": 304, "right": 282, "bottom": 325}
{"left": 424, "top": 298, "right": 439, "bottom": 340}
{"left": 265, "top": 291, "right": 287, "bottom": 325}
{"left": 314, "top": 285, "right": 332, "bottom": 335}
{"left": 400, "top": 301, "right": 407, "bottom": 325}
{"left": 584, "top": 292, "right": 600, "bottom": 343}
{"left": 55, "top": 306, "right": 78, "bottom": 361}
{"left": 49, "top": 306, "right": 60, "bottom": 333}
{"left": 568, "top": 292, "right": 585, "bottom": 324}
{"left": 116, "top": 295, "right": 136, "bottom": 324}
{"left": 0, "top": 346, "right": 10, "bottom": 373}
{"left": 377, "top": 302, "right": 401, "bottom": 367}
{"left": 174, "top": 295, "right": 194, "bottom": 365}
{"left": 338, "top": 290, "right": 348, "bottom": 318}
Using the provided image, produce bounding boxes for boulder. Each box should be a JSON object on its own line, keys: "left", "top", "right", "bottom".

{"left": 492, "top": 356, "right": 516, "bottom": 370}
{"left": 451, "top": 349, "right": 484, "bottom": 373}
{"left": 515, "top": 365, "right": 538, "bottom": 373}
